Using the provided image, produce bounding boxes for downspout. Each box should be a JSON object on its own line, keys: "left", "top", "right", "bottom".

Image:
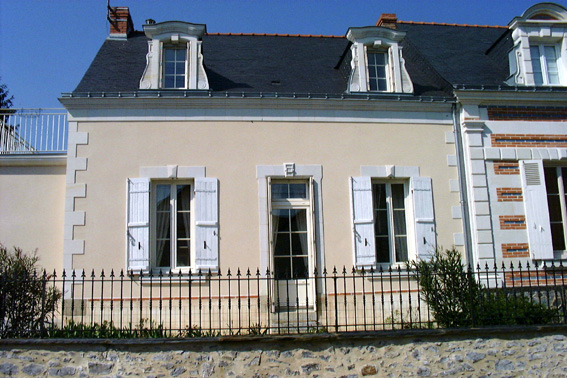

{"left": 452, "top": 102, "right": 474, "bottom": 265}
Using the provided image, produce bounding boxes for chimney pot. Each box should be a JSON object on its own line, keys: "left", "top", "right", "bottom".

{"left": 145, "top": 18, "right": 156, "bottom": 25}
{"left": 376, "top": 13, "right": 397, "bottom": 29}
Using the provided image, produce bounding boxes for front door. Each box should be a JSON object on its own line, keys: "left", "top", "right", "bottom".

{"left": 270, "top": 180, "right": 314, "bottom": 309}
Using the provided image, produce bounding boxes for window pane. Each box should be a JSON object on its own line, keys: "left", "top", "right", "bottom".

{"left": 165, "top": 62, "right": 175, "bottom": 75}
{"left": 176, "top": 62, "right": 185, "bottom": 75}
{"left": 273, "top": 209, "right": 290, "bottom": 232}
{"left": 375, "top": 210, "right": 389, "bottom": 236}
{"left": 177, "top": 213, "right": 191, "bottom": 238}
{"left": 292, "top": 257, "right": 308, "bottom": 279}
{"left": 156, "top": 240, "right": 171, "bottom": 267}
{"left": 291, "top": 233, "right": 308, "bottom": 256}
{"left": 373, "top": 184, "right": 387, "bottom": 208}
{"left": 290, "top": 209, "right": 307, "bottom": 231}
{"left": 289, "top": 183, "right": 307, "bottom": 199}
{"left": 271, "top": 184, "right": 288, "bottom": 199}
{"left": 165, "top": 49, "right": 175, "bottom": 60}
{"left": 545, "top": 167, "right": 559, "bottom": 193}
{"left": 374, "top": 53, "right": 386, "bottom": 65}
{"left": 376, "top": 236, "right": 390, "bottom": 263}
{"left": 274, "top": 257, "right": 291, "bottom": 280}
{"left": 548, "top": 195, "right": 562, "bottom": 222}
{"left": 274, "top": 233, "right": 290, "bottom": 256}
{"left": 395, "top": 237, "right": 408, "bottom": 262}
{"left": 156, "top": 185, "right": 171, "bottom": 211}
{"left": 391, "top": 184, "right": 405, "bottom": 208}
{"left": 369, "top": 80, "right": 378, "bottom": 91}
{"left": 177, "top": 185, "right": 191, "bottom": 209}
{"left": 176, "top": 241, "right": 190, "bottom": 267}
{"left": 531, "top": 46, "right": 544, "bottom": 85}
{"left": 551, "top": 223, "right": 566, "bottom": 251}
{"left": 377, "top": 66, "right": 386, "bottom": 78}
{"left": 378, "top": 79, "right": 388, "bottom": 91}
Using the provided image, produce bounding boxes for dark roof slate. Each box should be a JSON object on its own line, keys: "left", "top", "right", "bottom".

{"left": 73, "top": 22, "right": 513, "bottom": 97}
{"left": 398, "top": 23, "right": 510, "bottom": 86}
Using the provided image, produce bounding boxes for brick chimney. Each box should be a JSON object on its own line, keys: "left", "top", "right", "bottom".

{"left": 376, "top": 13, "right": 397, "bottom": 29}
{"left": 108, "top": 6, "right": 133, "bottom": 39}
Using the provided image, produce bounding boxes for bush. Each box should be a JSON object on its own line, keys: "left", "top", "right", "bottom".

{"left": 411, "top": 248, "right": 558, "bottom": 328}
{"left": 0, "top": 245, "right": 60, "bottom": 337}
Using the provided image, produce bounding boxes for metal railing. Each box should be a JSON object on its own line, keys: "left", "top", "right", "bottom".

{"left": 1, "top": 263, "right": 566, "bottom": 338}
{"left": 0, "top": 109, "right": 68, "bottom": 154}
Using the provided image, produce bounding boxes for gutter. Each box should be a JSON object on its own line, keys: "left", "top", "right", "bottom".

{"left": 452, "top": 103, "right": 474, "bottom": 265}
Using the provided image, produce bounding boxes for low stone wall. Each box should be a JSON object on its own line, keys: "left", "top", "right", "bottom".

{"left": 1, "top": 326, "right": 567, "bottom": 377}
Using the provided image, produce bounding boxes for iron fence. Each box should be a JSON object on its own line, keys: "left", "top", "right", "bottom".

{"left": 1, "top": 262, "right": 566, "bottom": 338}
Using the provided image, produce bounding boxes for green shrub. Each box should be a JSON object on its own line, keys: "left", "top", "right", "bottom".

{"left": 411, "top": 248, "right": 558, "bottom": 328}
{"left": 0, "top": 245, "right": 61, "bottom": 337}
{"left": 49, "top": 319, "right": 167, "bottom": 338}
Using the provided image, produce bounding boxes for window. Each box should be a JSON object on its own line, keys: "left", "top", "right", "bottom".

{"left": 373, "top": 182, "right": 408, "bottom": 263}
{"left": 544, "top": 167, "right": 567, "bottom": 252}
{"left": 350, "top": 174, "right": 435, "bottom": 268}
{"left": 531, "top": 45, "right": 560, "bottom": 85}
{"left": 271, "top": 181, "right": 311, "bottom": 280}
{"left": 345, "top": 26, "right": 413, "bottom": 94}
{"left": 367, "top": 51, "right": 388, "bottom": 91}
{"left": 127, "top": 175, "right": 218, "bottom": 273}
{"left": 140, "top": 21, "right": 209, "bottom": 90}
{"left": 163, "top": 47, "right": 187, "bottom": 89}
{"left": 153, "top": 183, "right": 192, "bottom": 269}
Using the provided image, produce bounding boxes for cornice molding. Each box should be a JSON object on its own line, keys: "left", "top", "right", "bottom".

{"left": 455, "top": 89, "right": 567, "bottom": 106}
{"left": 0, "top": 155, "right": 67, "bottom": 167}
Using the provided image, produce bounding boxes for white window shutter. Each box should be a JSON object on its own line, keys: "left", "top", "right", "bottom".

{"left": 127, "top": 178, "right": 150, "bottom": 272}
{"left": 520, "top": 160, "right": 553, "bottom": 260}
{"left": 411, "top": 177, "right": 436, "bottom": 261}
{"left": 194, "top": 177, "right": 219, "bottom": 270}
{"left": 350, "top": 177, "right": 376, "bottom": 267}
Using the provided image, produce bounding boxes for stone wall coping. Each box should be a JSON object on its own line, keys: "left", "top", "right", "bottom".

{"left": 2, "top": 324, "right": 566, "bottom": 348}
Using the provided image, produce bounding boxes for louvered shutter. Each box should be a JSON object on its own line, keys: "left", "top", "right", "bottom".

{"left": 194, "top": 177, "right": 219, "bottom": 270}
{"left": 520, "top": 160, "right": 553, "bottom": 260}
{"left": 411, "top": 177, "right": 436, "bottom": 261}
{"left": 127, "top": 178, "right": 150, "bottom": 272}
{"left": 350, "top": 177, "right": 376, "bottom": 267}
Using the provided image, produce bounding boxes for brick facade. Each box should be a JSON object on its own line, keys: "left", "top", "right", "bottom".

{"left": 497, "top": 188, "right": 523, "bottom": 202}
{"left": 487, "top": 106, "right": 567, "bottom": 121}
{"left": 491, "top": 134, "right": 567, "bottom": 148}
{"left": 502, "top": 243, "right": 530, "bottom": 258}
{"left": 499, "top": 215, "right": 526, "bottom": 230}
{"left": 493, "top": 162, "right": 519, "bottom": 175}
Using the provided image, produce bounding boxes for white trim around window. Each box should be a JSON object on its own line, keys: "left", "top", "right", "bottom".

{"left": 257, "top": 165, "right": 324, "bottom": 275}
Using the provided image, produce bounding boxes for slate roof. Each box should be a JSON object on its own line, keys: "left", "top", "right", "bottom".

{"left": 72, "top": 21, "right": 514, "bottom": 98}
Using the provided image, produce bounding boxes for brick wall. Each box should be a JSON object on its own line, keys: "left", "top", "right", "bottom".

{"left": 499, "top": 215, "right": 526, "bottom": 230}
{"left": 491, "top": 134, "right": 567, "bottom": 148}
{"left": 497, "top": 188, "right": 523, "bottom": 202}
{"left": 487, "top": 106, "right": 567, "bottom": 121}
{"left": 494, "top": 162, "right": 519, "bottom": 175}
{"left": 502, "top": 243, "right": 530, "bottom": 258}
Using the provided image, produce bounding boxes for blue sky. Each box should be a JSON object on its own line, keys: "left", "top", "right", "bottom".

{"left": 1, "top": 0, "right": 566, "bottom": 109}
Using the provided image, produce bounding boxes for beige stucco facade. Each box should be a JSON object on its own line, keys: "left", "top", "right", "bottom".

{"left": 63, "top": 99, "right": 463, "bottom": 274}
{"left": 0, "top": 158, "right": 66, "bottom": 272}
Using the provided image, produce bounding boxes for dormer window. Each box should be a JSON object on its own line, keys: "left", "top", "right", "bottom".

{"left": 163, "top": 46, "right": 187, "bottom": 88}
{"left": 508, "top": 3, "right": 567, "bottom": 86}
{"left": 530, "top": 44, "right": 560, "bottom": 85}
{"left": 346, "top": 26, "right": 413, "bottom": 94}
{"left": 367, "top": 51, "right": 388, "bottom": 91}
{"left": 140, "top": 21, "right": 209, "bottom": 90}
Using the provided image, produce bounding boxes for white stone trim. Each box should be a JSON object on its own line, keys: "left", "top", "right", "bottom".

{"left": 360, "top": 165, "right": 419, "bottom": 178}
{"left": 63, "top": 121, "right": 89, "bottom": 271}
{"left": 256, "top": 164, "right": 324, "bottom": 274}
{"left": 139, "top": 165, "right": 205, "bottom": 179}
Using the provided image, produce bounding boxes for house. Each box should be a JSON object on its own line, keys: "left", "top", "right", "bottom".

{"left": 0, "top": 3, "right": 566, "bottom": 330}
